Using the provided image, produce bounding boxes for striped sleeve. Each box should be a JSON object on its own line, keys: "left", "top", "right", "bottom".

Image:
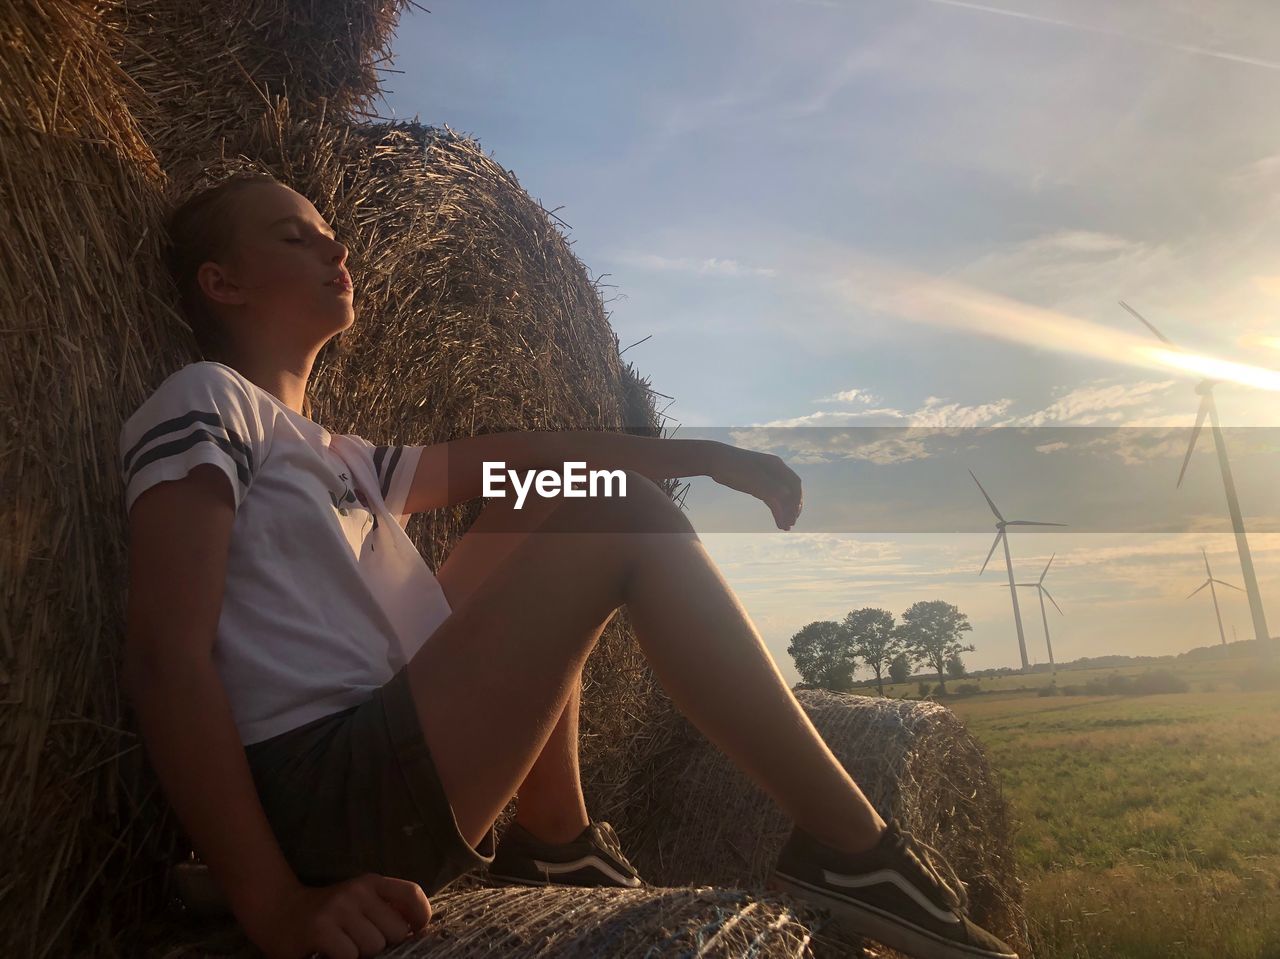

{"left": 370, "top": 443, "right": 424, "bottom": 527}
{"left": 342, "top": 434, "right": 423, "bottom": 528}
{"left": 119, "top": 363, "right": 269, "bottom": 517}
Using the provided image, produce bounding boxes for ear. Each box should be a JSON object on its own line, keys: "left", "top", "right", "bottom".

{"left": 197, "top": 260, "right": 247, "bottom": 307}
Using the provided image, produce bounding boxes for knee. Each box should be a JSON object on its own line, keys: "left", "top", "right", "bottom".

{"left": 546, "top": 468, "right": 692, "bottom": 534}
{"left": 611, "top": 469, "right": 693, "bottom": 532}
{"left": 616, "top": 469, "right": 668, "bottom": 504}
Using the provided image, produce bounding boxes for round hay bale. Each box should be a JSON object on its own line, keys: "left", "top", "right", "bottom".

{"left": 615, "top": 690, "right": 1030, "bottom": 957}
{"left": 0, "top": 1, "right": 175, "bottom": 956}
{"left": 138, "top": 884, "right": 854, "bottom": 959}
{"left": 106, "top": 0, "right": 418, "bottom": 174}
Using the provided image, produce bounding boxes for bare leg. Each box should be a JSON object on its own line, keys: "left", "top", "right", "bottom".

{"left": 434, "top": 495, "right": 604, "bottom": 843}
{"left": 509, "top": 680, "right": 591, "bottom": 844}
{"left": 406, "top": 471, "right": 886, "bottom": 855}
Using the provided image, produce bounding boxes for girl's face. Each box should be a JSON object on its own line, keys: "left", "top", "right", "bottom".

{"left": 198, "top": 182, "right": 354, "bottom": 349}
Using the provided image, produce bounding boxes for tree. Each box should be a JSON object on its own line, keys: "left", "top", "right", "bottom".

{"left": 896, "top": 600, "right": 975, "bottom": 694}
{"left": 842, "top": 607, "right": 901, "bottom": 696}
{"left": 787, "top": 620, "right": 856, "bottom": 692}
{"left": 945, "top": 653, "right": 967, "bottom": 679}
{"left": 889, "top": 652, "right": 911, "bottom": 685}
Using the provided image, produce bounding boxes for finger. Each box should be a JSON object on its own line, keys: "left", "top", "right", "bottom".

{"left": 313, "top": 918, "right": 359, "bottom": 959}
{"left": 339, "top": 910, "right": 387, "bottom": 958}
{"left": 375, "top": 877, "right": 433, "bottom": 930}
{"left": 771, "top": 484, "right": 794, "bottom": 507}
{"left": 769, "top": 493, "right": 797, "bottom": 527}
{"left": 355, "top": 887, "right": 416, "bottom": 946}
{"left": 764, "top": 497, "right": 784, "bottom": 527}
{"left": 772, "top": 504, "right": 790, "bottom": 531}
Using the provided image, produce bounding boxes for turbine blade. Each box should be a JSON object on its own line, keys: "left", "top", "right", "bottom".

{"left": 1176, "top": 397, "right": 1209, "bottom": 489}
{"left": 1214, "top": 579, "right": 1243, "bottom": 591}
{"left": 1187, "top": 581, "right": 1209, "bottom": 598}
{"left": 1042, "top": 587, "right": 1063, "bottom": 614}
{"left": 1202, "top": 547, "right": 1211, "bottom": 576}
{"left": 969, "top": 470, "right": 1004, "bottom": 521}
{"left": 980, "top": 529, "right": 1003, "bottom": 575}
{"left": 1040, "top": 552, "right": 1056, "bottom": 583}
{"left": 1005, "top": 520, "right": 1069, "bottom": 527}
{"left": 1119, "top": 300, "right": 1176, "bottom": 346}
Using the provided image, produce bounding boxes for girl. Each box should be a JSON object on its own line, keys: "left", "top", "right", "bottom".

{"left": 119, "top": 173, "right": 1017, "bottom": 959}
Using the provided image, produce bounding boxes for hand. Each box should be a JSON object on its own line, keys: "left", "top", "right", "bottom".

{"left": 239, "top": 873, "right": 432, "bottom": 959}
{"left": 708, "top": 445, "right": 803, "bottom": 530}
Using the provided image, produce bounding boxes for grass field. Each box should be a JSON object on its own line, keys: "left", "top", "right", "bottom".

{"left": 865, "top": 656, "right": 1261, "bottom": 699}
{"left": 932, "top": 682, "right": 1280, "bottom": 958}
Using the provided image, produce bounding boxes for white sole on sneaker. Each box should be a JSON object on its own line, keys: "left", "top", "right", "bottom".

{"left": 487, "top": 868, "right": 642, "bottom": 888}
{"left": 770, "top": 872, "right": 1017, "bottom": 959}
{"left": 486, "top": 872, "right": 556, "bottom": 886}
{"left": 488, "top": 873, "right": 642, "bottom": 888}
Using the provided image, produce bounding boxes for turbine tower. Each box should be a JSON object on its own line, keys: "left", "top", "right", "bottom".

{"left": 1017, "top": 553, "right": 1062, "bottom": 678}
{"left": 971, "top": 470, "right": 1067, "bottom": 673}
{"left": 1120, "top": 302, "right": 1272, "bottom": 658}
{"left": 1187, "top": 547, "right": 1242, "bottom": 647}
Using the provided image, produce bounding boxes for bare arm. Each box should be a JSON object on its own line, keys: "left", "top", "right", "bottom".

{"left": 408, "top": 430, "right": 802, "bottom": 529}
{"left": 491, "top": 430, "right": 721, "bottom": 481}
{"left": 125, "top": 656, "right": 300, "bottom": 907}
{"left": 407, "top": 431, "right": 726, "bottom": 513}
{"left": 121, "top": 464, "right": 299, "bottom": 923}
{"left": 124, "top": 464, "right": 433, "bottom": 957}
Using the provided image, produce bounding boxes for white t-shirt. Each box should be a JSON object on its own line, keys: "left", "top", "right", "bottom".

{"left": 119, "top": 360, "right": 453, "bottom": 745}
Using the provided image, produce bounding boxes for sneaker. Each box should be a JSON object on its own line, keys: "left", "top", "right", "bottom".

{"left": 767, "top": 818, "right": 1018, "bottom": 959}
{"left": 487, "top": 820, "right": 645, "bottom": 888}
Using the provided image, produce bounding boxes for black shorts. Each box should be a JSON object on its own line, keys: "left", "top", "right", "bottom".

{"left": 243, "top": 664, "right": 497, "bottom": 898}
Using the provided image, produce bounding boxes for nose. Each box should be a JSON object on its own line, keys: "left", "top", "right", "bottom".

{"left": 330, "top": 236, "right": 348, "bottom": 267}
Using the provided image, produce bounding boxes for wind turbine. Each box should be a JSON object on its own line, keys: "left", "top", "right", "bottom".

{"left": 1017, "top": 553, "right": 1062, "bottom": 678}
{"left": 1187, "top": 547, "right": 1242, "bottom": 647}
{"left": 970, "top": 470, "right": 1068, "bottom": 673}
{"left": 1119, "top": 302, "right": 1272, "bottom": 657}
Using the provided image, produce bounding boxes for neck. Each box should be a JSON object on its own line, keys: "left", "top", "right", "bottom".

{"left": 218, "top": 348, "right": 319, "bottom": 417}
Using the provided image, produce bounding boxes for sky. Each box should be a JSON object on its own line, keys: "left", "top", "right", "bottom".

{"left": 379, "top": 0, "right": 1280, "bottom": 683}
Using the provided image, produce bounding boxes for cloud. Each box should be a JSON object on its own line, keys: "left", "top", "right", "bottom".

{"left": 955, "top": 230, "right": 1180, "bottom": 317}
{"left": 751, "top": 395, "right": 1015, "bottom": 430}
{"left": 911, "top": 0, "right": 1280, "bottom": 72}
{"left": 1048, "top": 231, "right": 1137, "bottom": 254}
{"left": 616, "top": 251, "right": 778, "bottom": 278}
{"left": 1009, "top": 379, "right": 1179, "bottom": 427}
{"left": 816, "top": 250, "right": 1280, "bottom": 397}
{"left": 726, "top": 422, "right": 947, "bottom": 465}
{"left": 711, "top": 372, "right": 1280, "bottom": 475}
{"left": 755, "top": 378, "right": 1179, "bottom": 435}
{"left": 909, "top": 395, "right": 1015, "bottom": 427}
{"left": 814, "top": 387, "right": 880, "bottom": 404}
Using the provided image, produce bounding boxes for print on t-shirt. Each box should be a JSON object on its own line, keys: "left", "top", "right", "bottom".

{"left": 330, "top": 469, "right": 380, "bottom": 545}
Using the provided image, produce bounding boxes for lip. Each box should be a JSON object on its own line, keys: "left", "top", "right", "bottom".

{"left": 326, "top": 273, "right": 353, "bottom": 293}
